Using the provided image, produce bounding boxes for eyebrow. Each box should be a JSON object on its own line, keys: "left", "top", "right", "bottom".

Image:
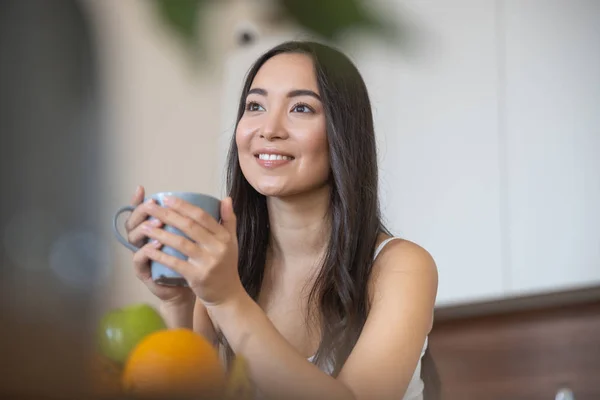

{"left": 247, "top": 88, "right": 321, "bottom": 101}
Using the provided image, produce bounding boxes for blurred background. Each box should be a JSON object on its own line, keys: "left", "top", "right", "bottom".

{"left": 0, "top": 0, "right": 599, "bottom": 399}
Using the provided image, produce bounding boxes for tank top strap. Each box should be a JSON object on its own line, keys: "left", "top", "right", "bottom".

{"left": 373, "top": 237, "right": 402, "bottom": 261}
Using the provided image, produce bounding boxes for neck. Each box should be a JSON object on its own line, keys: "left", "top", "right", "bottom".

{"left": 266, "top": 185, "right": 331, "bottom": 266}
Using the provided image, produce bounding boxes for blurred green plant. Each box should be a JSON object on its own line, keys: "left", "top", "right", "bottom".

{"left": 154, "top": 0, "right": 202, "bottom": 48}
{"left": 153, "top": 0, "right": 398, "bottom": 50}
{"left": 278, "top": 0, "right": 396, "bottom": 40}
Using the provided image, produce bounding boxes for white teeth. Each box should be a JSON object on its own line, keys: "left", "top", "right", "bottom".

{"left": 258, "top": 153, "right": 292, "bottom": 161}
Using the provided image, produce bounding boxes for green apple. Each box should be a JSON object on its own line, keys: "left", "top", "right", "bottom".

{"left": 97, "top": 303, "right": 167, "bottom": 364}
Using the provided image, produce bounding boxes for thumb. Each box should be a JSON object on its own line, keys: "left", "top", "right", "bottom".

{"left": 221, "top": 197, "right": 237, "bottom": 235}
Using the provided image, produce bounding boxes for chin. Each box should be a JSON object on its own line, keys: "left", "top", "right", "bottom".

{"left": 245, "top": 177, "right": 298, "bottom": 197}
{"left": 253, "top": 183, "right": 291, "bottom": 198}
{"left": 252, "top": 180, "right": 329, "bottom": 199}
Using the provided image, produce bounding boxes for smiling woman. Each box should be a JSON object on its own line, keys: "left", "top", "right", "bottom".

{"left": 124, "top": 41, "right": 438, "bottom": 400}
{"left": 236, "top": 52, "right": 329, "bottom": 198}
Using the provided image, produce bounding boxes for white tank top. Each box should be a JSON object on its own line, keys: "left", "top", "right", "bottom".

{"left": 307, "top": 237, "right": 428, "bottom": 400}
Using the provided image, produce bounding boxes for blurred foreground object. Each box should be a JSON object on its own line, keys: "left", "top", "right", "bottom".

{"left": 89, "top": 352, "right": 124, "bottom": 398}
{"left": 122, "top": 328, "right": 226, "bottom": 399}
{"left": 90, "top": 305, "right": 254, "bottom": 400}
{"left": 224, "top": 355, "right": 254, "bottom": 400}
{"left": 0, "top": 0, "right": 105, "bottom": 397}
{"left": 97, "top": 303, "right": 167, "bottom": 365}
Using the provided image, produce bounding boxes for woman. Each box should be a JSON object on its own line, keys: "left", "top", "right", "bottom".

{"left": 124, "top": 41, "right": 438, "bottom": 400}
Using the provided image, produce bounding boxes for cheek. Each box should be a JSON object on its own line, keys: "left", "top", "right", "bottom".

{"left": 295, "top": 127, "right": 330, "bottom": 183}
{"left": 235, "top": 121, "right": 258, "bottom": 180}
{"left": 235, "top": 119, "right": 255, "bottom": 150}
{"left": 302, "top": 124, "right": 329, "bottom": 162}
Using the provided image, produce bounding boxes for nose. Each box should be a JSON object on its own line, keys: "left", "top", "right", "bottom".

{"left": 260, "top": 109, "right": 288, "bottom": 141}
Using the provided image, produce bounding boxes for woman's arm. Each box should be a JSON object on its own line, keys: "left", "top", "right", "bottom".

{"left": 193, "top": 299, "right": 218, "bottom": 346}
{"left": 207, "top": 239, "right": 438, "bottom": 400}
{"left": 207, "top": 292, "right": 352, "bottom": 400}
{"left": 158, "top": 300, "right": 217, "bottom": 346}
{"left": 159, "top": 300, "right": 194, "bottom": 329}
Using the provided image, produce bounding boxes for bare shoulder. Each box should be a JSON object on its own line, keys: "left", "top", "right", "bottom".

{"left": 375, "top": 237, "right": 437, "bottom": 275}
{"left": 369, "top": 237, "right": 438, "bottom": 307}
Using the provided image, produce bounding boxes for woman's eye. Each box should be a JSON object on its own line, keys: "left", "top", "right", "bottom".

{"left": 291, "top": 103, "right": 313, "bottom": 113}
{"left": 246, "top": 102, "right": 265, "bottom": 112}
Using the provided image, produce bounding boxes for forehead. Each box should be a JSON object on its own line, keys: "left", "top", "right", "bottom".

{"left": 251, "top": 53, "right": 318, "bottom": 92}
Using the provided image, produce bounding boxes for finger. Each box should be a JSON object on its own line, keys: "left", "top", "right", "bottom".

{"left": 146, "top": 202, "right": 219, "bottom": 247}
{"left": 163, "top": 196, "right": 222, "bottom": 234}
{"left": 220, "top": 197, "right": 237, "bottom": 237}
{"left": 143, "top": 244, "right": 193, "bottom": 278}
{"left": 143, "top": 225, "right": 207, "bottom": 259}
{"left": 125, "top": 198, "right": 155, "bottom": 232}
{"left": 127, "top": 219, "right": 163, "bottom": 246}
{"left": 130, "top": 185, "right": 145, "bottom": 206}
{"left": 133, "top": 240, "right": 162, "bottom": 280}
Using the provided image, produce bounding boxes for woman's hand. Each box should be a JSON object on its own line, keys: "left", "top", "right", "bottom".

{"left": 125, "top": 186, "right": 195, "bottom": 307}
{"left": 140, "top": 195, "right": 245, "bottom": 307}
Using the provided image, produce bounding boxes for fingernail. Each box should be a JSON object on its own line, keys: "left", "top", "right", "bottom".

{"left": 150, "top": 239, "right": 161, "bottom": 247}
{"left": 142, "top": 224, "right": 152, "bottom": 232}
{"left": 150, "top": 219, "right": 161, "bottom": 226}
{"left": 163, "top": 196, "right": 173, "bottom": 205}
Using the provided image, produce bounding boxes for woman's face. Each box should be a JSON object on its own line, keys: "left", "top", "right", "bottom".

{"left": 235, "top": 53, "right": 329, "bottom": 198}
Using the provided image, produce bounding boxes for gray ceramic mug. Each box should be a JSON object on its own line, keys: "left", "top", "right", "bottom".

{"left": 113, "top": 191, "right": 221, "bottom": 286}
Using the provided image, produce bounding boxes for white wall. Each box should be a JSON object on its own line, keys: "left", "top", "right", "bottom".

{"left": 504, "top": 0, "right": 600, "bottom": 296}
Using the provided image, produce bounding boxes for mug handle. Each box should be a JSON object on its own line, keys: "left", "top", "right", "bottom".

{"left": 112, "top": 205, "right": 141, "bottom": 252}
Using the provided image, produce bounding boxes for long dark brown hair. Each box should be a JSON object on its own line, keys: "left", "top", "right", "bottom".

{"left": 224, "top": 40, "right": 439, "bottom": 398}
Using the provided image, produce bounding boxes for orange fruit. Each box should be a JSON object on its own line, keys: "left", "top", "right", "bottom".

{"left": 122, "top": 328, "right": 226, "bottom": 399}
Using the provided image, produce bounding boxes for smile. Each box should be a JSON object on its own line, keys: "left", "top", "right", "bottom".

{"left": 254, "top": 153, "right": 295, "bottom": 168}
{"left": 257, "top": 154, "right": 294, "bottom": 161}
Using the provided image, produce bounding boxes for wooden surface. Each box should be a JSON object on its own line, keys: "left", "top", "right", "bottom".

{"left": 429, "top": 300, "right": 600, "bottom": 399}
